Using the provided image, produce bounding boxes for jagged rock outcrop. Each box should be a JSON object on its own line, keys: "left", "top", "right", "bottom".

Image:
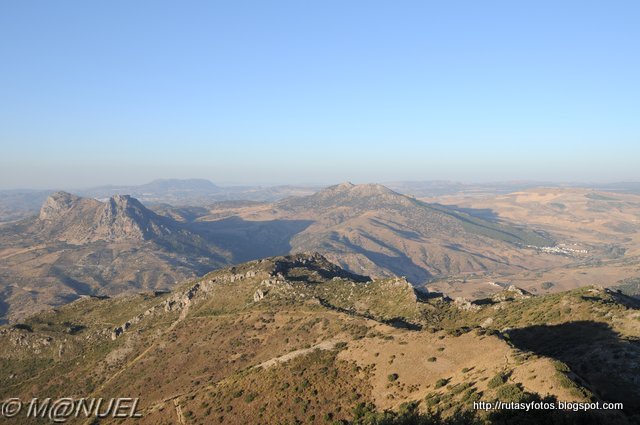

{"left": 39, "top": 191, "right": 84, "bottom": 221}
{"left": 96, "top": 195, "right": 152, "bottom": 241}
{"left": 492, "top": 285, "right": 533, "bottom": 302}
{"left": 268, "top": 252, "right": 371, "bottom": 283}
{"left": 33, "top": 192, "right": 214, "bottom": 247}
{"left": 36, "top": 191, "right": 168, "bottom": 243}
{"left": 253, "top": 289, "right": 265, "bottom": 302}
{"left": 453, "top": 297, "right": 481, "bottom": 311}
{"left": 0, "top": 327, "right": 54, "bottom": 355}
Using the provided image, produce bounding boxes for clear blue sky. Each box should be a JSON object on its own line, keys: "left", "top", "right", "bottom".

{"left": 1, "top": 1, "right": 639, "bottom": 189}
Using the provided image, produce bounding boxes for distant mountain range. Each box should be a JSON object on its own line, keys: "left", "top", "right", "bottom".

{"left": 0, "top": 183, "right": 563, "bottom": 323}
{"left": 78, "top": 178, "right": 319, "bottom": 204}
{"left": 2, "top": 179, "right": 640, "bottom": 224}
{"left": 0, "top": 179, "right": 319, "bottom": 223}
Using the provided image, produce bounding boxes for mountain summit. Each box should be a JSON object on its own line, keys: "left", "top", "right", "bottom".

{"left": 36, "top": 192, "right": 174, "bottom": 243}
{"left": 38, "top": 191, "right": 86, "bottom": 221}
{"left": 97, "top": 194, "right": 170, "bottom": 241}
{"left": 250, "top": 183, "right": 555, "bottom": 282}
{"left": 278, "top": 182, "right": 417, "bottom": 212}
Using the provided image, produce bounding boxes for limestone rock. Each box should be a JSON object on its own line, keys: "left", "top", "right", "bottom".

{"left": 253, "top": 289, "right": 266, "bottom": 302}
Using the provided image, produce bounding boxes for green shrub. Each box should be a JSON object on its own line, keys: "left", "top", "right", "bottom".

{"left": 496, "top": 384, "right": 526, "bottom": 403}
{"left": 434, "top": 378, "right": 449, "bottom": 389}
{"left": 488, "top": 371, "right": 510, "bottom": 388}
{"left": 461, "top": 388, "right": 481, "bottom": 403}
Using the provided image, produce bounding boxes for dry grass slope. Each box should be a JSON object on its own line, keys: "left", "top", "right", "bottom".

{"left": 0, "top": 254, "right": 638, "bottom": 424}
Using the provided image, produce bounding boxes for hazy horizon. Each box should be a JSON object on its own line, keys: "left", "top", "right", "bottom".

{"left": 2, "top": 1, "right": 639, "bottom": 188}
{"left": 3, "top": 176, "right": 640, "bottom": 193}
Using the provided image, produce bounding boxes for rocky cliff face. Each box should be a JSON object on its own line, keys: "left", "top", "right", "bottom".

{"left": 36, "top": 192, "right": 103, "bottom": 243}
{"left": 38, "top": 191, "right": 83, "bottom": 221}
{"left": 95, "top": 194, "right": 169, "bottom": 241}
{"left": 35, "top": 192, "right": 172, "bottom": 243}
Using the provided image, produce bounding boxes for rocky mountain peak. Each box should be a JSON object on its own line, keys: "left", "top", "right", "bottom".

{"left": 38, "top": 191, "right": 83, "bottom": 221}
{"left": 103, "top": 194, "right": 148, "bottom": 221}
{"left": 97, "top": 194, "right": 165, "bottom": 241}
{"left": 34, "top": 192, "right": 172, "bottom": 243}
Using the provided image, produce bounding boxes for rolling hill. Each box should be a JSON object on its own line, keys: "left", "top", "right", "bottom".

{"left": 233, "top": 183, "right": 561, "bottom": 282}
{"left": 1, "top": 254, "right": 637, "bottom": 424}
{"left": 422, "top": 188, "right": 640, "bottom": 298}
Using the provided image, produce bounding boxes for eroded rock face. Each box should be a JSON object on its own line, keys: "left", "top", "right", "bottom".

{"left": 453, "top": 297, "right": 480, "bottom": 311}
{"left": 36, "top": 192, "right": 171, "bottom": 243}
{"left": 96, "top": 195, "right": 154, "bottom": 241}
{"left": 270, "top": 252, "right": 371, "bottom": 283}
{"left": 38, "top": 192, "right": 82, "bottom": 221}
{"left": 491, "top": 285, "right": 533, "bottom": 302}
{"left": 111, "top": 277, "right": 220, "bottom": 339}
{"left": 253, "top": 289, "right": 265, "bottom": 302}
{"left": 0, "top": 328, "right": 55, "bottom": 354}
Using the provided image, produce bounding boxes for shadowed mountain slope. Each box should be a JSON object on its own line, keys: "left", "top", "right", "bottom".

{"left": 237, "top": 183, "right": 559, "bottom": 282}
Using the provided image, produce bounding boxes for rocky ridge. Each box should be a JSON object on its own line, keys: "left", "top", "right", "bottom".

{"left": 36, "top": 191, "right": 177, "bottom": 243}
